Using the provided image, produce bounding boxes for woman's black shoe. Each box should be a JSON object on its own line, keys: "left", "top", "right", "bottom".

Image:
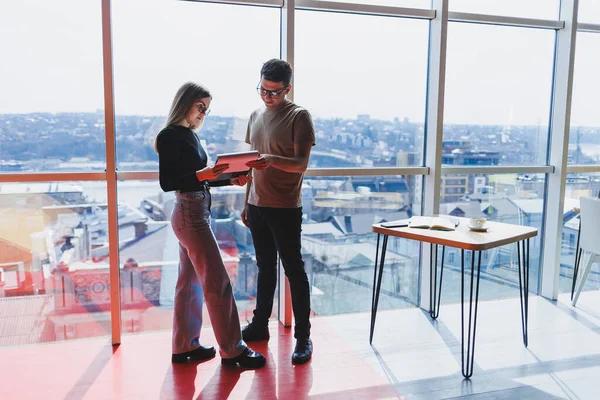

{"left": 172, "top": 345, "right": 216, "bottom": 363}
{"left": 221, "top": 347, "right": 266, "bottom": 368}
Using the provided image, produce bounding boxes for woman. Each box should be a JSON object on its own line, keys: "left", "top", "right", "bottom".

{"left": 156, "top": 82, "right": 265, "bottom": 368}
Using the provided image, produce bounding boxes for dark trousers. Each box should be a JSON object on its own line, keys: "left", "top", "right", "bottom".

{"left": 247, "top": 204, "right": 311, "bottom": 339}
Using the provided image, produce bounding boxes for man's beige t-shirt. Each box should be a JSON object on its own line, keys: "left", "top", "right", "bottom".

{"left": 245, "top": 100, "right": 316, "bottom": 208}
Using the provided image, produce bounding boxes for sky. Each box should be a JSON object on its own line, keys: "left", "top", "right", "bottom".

{"left": 0, "top": 0, "right": 599, "bottom": 127}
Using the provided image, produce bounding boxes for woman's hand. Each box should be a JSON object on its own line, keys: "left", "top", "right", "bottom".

{"left": 196, "top": 164, "right": 229, "bottom": 181}
{"left": 231, "top": 174, "right": 252, "bottom": 187}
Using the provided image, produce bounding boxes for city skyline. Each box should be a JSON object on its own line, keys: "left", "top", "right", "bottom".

{"left": 3, "top": 109, "right": 600, "bottom": 129}
{"left": 1, "top": 0, "right": 599, "bottom": 126}
{"left": 3, "top": 111, "right": 600, "bottom": 175}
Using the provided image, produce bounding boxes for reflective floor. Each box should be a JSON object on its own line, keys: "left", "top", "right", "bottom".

{"left": 0, "top": 291, "right": 598, "bottom": 399}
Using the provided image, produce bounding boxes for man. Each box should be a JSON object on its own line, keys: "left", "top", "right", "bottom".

{"left": 242, "top": 58, "right": 315, "bottom": 364}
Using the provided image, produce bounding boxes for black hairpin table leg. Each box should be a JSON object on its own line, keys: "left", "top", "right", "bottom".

{"left": 571, "top": 221, "right": 582, "bottom": 301}
{"left": 429, "top": 244, "right": 445, "bottom": 319}
{"left": 517, "top": 239, "right": 530, "bottom": 347}
{"left": 370, "top": 234, "right": 388, "bottom": 344}
{"left": 461, "top": 249, "right": 482, "bottom": 379}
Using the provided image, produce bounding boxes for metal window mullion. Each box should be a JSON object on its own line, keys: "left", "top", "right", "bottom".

{"left": 181, "top": 0, "right": 284, "bottom": 8}
{"left": 296, "top": 0, "right": 435, "bottom": 19}
{"left": 566, "top": 165, "right": 600, "bottom": 173}
{"left": 577, "top": 22, "right": 600, "bottom": 32}
{"left": 448, "top": 11, "right": 564, "bottom": 30}
{"left": 116, "top": 167, "right": 429, "bottom": 180}
{"left": 442, "top": 166, "right": 554, "bottom": 175}
{"left": 116, "top": 171, "right": 159, "bottom": 181}
{"left": 101, "top": 0, "right": 122, "bottom": 345}
{"left": 278, "top": 0, "right": 294, "bottom": 328}
{"left": 305, "top": 167, "right": 429, "bottom": 177}
{"left": 420, "top": 0, "right": 448, "bottom": 311}
{"left": 0, "top": 172, "right": 107, "bottom": 183}
{"left": 541, "top": 0, "right": 578, "bottom": 300}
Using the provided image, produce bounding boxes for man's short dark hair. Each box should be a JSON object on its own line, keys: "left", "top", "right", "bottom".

{"left": 260, "top": 59, "right": 293, "bottom": 87}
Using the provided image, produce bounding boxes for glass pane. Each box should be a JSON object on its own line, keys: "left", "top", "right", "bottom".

{"left": 295, "top": 11, "right": 429, "bottom": 167}
{"left": 0, "top": 1, "right": 106, "bottom": 173}
{"left": 0, "top": 181, "right": 111, "bottom": 346}
{"left": 438, "top": 173, "right": 545, "bottom": 301}
{"left": 443, "top": 23, "right": 555, "bottom": 166}
{"left": 112, "top": 0, "right": 280, "bottom": 170}
{"left": 449, "top": 0, "right": 559, "bottom": 20}
{"left": 304, "top": 175, "right": 422, "bottom": 315}
{"left": 579, "top": 0, "right": 600, "bottom": 24}
{"left": 569, "top": 32, "right": 600, "bottom": 165}
{"left": 559, "top": 173, "right": 600, "bottom": 294}
{"left": 115, "top": 181, "right": 276, "bottom": 334}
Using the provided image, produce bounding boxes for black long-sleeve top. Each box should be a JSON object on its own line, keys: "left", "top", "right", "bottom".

{"left": 156, "top": 125, "right": 231, "bottom": 192}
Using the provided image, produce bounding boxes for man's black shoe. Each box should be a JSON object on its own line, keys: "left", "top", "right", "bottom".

{"left": 292, "top": 338, "right": 312, "bottom": 364}
{"left": 221, "top": 347, "right": 266, "bottom": 368}
{"left": 241, "top": 322, "right": 270, "bottom": 342}
{"left": 171, "top": 345, "right": 216, "bottom": 363}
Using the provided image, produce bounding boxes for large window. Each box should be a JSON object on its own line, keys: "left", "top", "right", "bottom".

{"left": 568, "top": 32, "right": 600, "bottom": 165}
{"left": 0, "top": 182, "right": 111, "bottom": 346}
{"left": 443, "top": 23, "right": 555, "bottom": 166}
{"left": 438, "top": 173, "right": 545, "bottom": 301}
{"left": 112, "top": 0, "right": 280, "bottom": 170}
{"left": 3, "top": 0, "right": 597, "bottom": 347}
{"left": 560, "top": 30, "right": 600, "bottom": 295}
{"left": 0, "top": 0, "right": 106, "bottom": 173}
{"left": 295, "top": 11, "right": 429, "bottom": 168}
{"left": 304, "top": 175, "right": 422, "bottom": 314}
{"left": 109, "top": 0, "right": 281, "bottom": 334}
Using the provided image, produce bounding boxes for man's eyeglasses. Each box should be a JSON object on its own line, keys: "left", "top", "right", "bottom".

{"left": 256, "top": 85, "right": 288, "bottom": 98}
{"left": 196, "top": 103, "right": 211, "bottom": 116}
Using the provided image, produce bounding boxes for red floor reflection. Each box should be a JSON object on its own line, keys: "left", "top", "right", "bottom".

{"left": 0, "top": 317, "right": 404, "bottom": 399}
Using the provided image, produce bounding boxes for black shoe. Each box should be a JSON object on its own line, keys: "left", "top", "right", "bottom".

{"left": 172, "top": 345, "right": 216, "bottom": 363}
{"left": 221, "top": 347, "right": 266, "bottom": 368}
{"left": 292, "top": 338, "right": 312, "bottom": 365}
{"left": 241, "top": 322, "right": 270, "bottom": 342}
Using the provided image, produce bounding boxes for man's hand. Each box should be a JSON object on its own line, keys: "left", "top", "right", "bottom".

{"left": 196, "top": 164, "right": 229, "bottom": 181}
{"left": 231, "top": 174, "right": 252, "bottom": 187}
{"left": 246, "top": 154, "right": 275, "bottom": 170}
{"left": 241, "top": 206, "right": 250, "bottom": 227}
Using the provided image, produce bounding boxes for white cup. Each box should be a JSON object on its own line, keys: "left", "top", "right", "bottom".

{"left": 469, "top": 217, "right": 487, "bottom": 229}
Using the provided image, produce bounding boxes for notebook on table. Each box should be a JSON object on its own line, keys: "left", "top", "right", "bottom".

{"left": 408, "top": 216, "right": 457, "bottom": 231}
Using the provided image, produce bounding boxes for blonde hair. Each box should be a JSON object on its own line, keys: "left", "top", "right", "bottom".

{"left": 154, "top": 82, "right": 212, "bottom": 152}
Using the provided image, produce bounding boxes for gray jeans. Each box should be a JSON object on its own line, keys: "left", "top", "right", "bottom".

{"left": 171, "top": 190, "right": 246, "bottom": 358}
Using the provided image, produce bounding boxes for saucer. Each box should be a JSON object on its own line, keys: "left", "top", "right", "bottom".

{"left": 468, "top": 225, "right": 489, "bottom": 232}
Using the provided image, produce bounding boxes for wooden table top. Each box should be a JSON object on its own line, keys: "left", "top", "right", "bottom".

{"left": 372, "top": 216, "right": 538, "bottom": 251}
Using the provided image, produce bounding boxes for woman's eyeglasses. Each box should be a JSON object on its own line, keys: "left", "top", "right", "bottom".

{"left": 256, "top": 85, "right": 288, "bottom": 98}
{"left": 196, "top": 103, "right": 211, "bottom": 115}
